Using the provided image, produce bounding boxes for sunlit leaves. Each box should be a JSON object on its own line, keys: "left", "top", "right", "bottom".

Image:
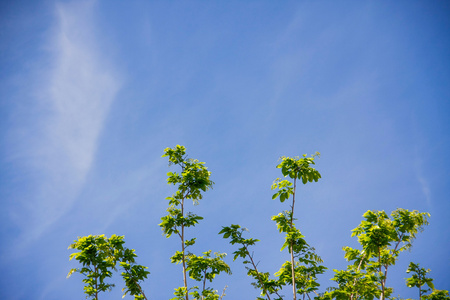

{"left": 271, "top": 211, "right": 309, "bottom": 254}
{"left": 321, "top": 267, "right": 381, "bottom": 300}
{"left": 190, "top": 286, "right": 224, "bottom": 300}
{"left": 171, "top": 287, "right": 188, "bottom": 300}
{"left": 270, "top": 154, "right": 325, "bottom": 300}
{"left": 275, "top": 261, "right": 326, "bottom": 295}
{"left": 271, "top": 154, "right": 321, "bottom": 203}
{"left": 162, "top": 145, "right": 214, "bottom": 205}
{"left": 219, "top": 225, "right": 259, "bottom": 261}
{"left": 406, "top": 262, "right": 437, "bottom": 300}
{"left": 276, "top": 153, "right": 321, "bottom": 184}
{"left": 67, "top": 235, "right": 116, "bottom": 299}
{"left": 120, "top": 262, "right": 150, "bottom": 300}
{"left": 271, "top": 179, "right": 293, "bottom": 203}
{"left": 185, "top": 238, "right": 197, "bottom": 247}
{"left": 351, "top": 209, "right": 430, "bottom": 262}
{"left": 220, "top": 225, "right": 282, "bottom": 298}
{"left": 159, "top": 145, "right": 213, "bottom": 239}
{"left": 392, "top": 209, "right": 430, "bottom": 249}
{"left": 163, "top": 145, "right": 186, "bottom": 166}
{"left": 160, "top": 210, "right": 204, "bottom": 238}
{"left": 67, "top": 146, "right": 449, "bottom": 300}
{"left": 271, "top": 213, "right": 326, "bottom": 298}
{"left": 424, "top": 290, "right": 450, "bottom": 300}
{"left": 331, "top": 208, "right": 431, "bottom": 300}
{"left": 187, "top": 251, "right": 231, "bottom": 283}
{"left": 248, "top": 270, "right": 283, "bottom": 298}
{"left": 161, "top": 145, "right": 227, "bottom": 300}
{"left": 68, "top": 235, "right": 149, "bottom": 300}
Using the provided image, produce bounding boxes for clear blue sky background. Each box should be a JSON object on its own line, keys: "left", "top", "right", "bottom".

{"left": 1, "top": 1, "right": 449, "bottom": 299}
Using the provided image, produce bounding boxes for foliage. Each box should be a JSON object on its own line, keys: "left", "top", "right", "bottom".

{"left": 272, "top": 212, "right": 326, "bottom": 297}
{"left": 67, "top": 145, "right": 448, "bottom": 300}
{"left": 220, "top": 153, "right": 325, "bottom": 300}
{"left": 320, "top": 267, "right": 381, "bottom": 300}
{"left": 275, "top": 154, "right": 321, "bottom": 184}
{"left": 320, "top": 209, "right": 430, "bottom": 300}
{"left": 405, "top": 262, "right": 449, "bottom": 300}
{"left": 220, "top": 224, "right": 283, "bottom": 300}
{"left": 67, "top": 234, "right": 149, "bottom": 300}
{"left": 271, "top": 154, "right": 324, "bottom": 300}
{"left": 406, "top": 262, "right": 434, "bottom": 299}
{"left": 187, "top": 251, "right": 231, "bottom": 287}
{"left": 160, "top": 145, "right": 229, "bottom": 300}
{"left": 424, "top": 290, "right": 450, "bottom": 300}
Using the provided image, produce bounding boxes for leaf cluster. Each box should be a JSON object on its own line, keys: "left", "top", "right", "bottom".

{"left": 187, "top": 251, "right": 231, "bottom": 283}
{"left": 352, "top": 209, "right": 429, "bottom": 257}
{"left": 276, "top": 154, "right": 321, "bottom": 184}
{"left": 404, "top": 262, "right": 450, "bottom": 300}
{"left": 162, "top": 145, "right": 214, "bottom": 204}
{"left": 320, "top": 267, "right": 381, "bottom": 300}
{"left": 160, "top": 208, "right": 204, "bottom": 238}
{"left": 424, "top": 290, "right": 450, "bottom": 300}
{"left": 219, "top": 225, "right": 259, "bottom": 261}
{"left": 406, "top": 262, "right": 434, "bottom": 291}
{"left": 220, "top": 225, "right": 283, "bottom": 299}
{"left": 68, "top": 235, "right": 149, "bottom": 300}
{"left": 324, "top": 209, "right": 431, "bottom": 300}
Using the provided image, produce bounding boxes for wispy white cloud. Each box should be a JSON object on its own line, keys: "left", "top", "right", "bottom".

{"left": 413, "top": 145, "right": 432, "bottom": 206}
{"left": 416, "top": 169, "right": 431, "bottom": 205}
{"left": 411, "top": 113, "right": 432, "bottom": 206}
{"left": 12, "top": 0, "right": 121, "bottom": 249}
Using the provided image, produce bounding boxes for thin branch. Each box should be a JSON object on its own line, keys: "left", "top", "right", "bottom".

{"left": 241, "top": 241, "right": 272, "bottom": 300}
{"left": 181, "top": 195, "right": 189, "bottom": 300}
{"left": 290, "top": 177, "right": 297, "bottom": 300}
{"left": 274, "top": 290, "right": 284, "bottom": 299}
{"left": 124, "top": 268, "right": 149, "bottom": 300}
{"left": 219, "top": 285, "right": 228, "bottom": 300}
{"left": 202, "top": 269, "right": 207, "bottom": 293}
{"left": 94, "top": 265, "right": 99, "bottom": 300}
{"left": 350, "top": 252, "right": 366, "bottom": 300}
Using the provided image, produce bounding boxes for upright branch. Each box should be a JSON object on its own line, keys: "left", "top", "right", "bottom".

{"left": 220, "top": 225, "right": 282, "bottom": 300}
{"left": 404, "top": 262, "right": 450, "bottom": 300}
{"left": 159, "top": 145, "right": 214, "bottom": 300}
{"left": 272, "top": 153, "right": 321, "bottom": 300}
{"left": 272, "top": 212, "right": 326, "bottom": 299}
{"left": 291, "top": 177, "right": 297, "bottom": 300}
{"left": 406, "top": 262, "right": 435, "bottom": 300}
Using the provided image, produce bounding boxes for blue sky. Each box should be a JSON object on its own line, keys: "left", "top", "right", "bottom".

{"left": 1, "top": 1, "right": 449, "bottom": 299}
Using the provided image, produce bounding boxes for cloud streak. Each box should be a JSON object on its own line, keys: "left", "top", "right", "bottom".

{"left": 414, "top": 146, "right": 432, "bottom": 206}
{"left": 14, "top": 0, "right": 121, "bottom": 248}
